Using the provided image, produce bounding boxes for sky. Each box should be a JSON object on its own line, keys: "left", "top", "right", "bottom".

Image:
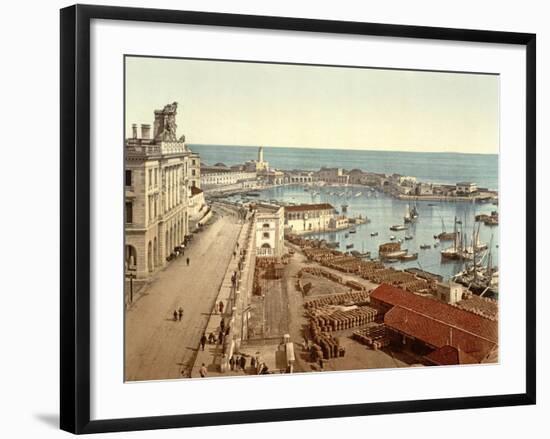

{"left": 125, "top": 56, "right": 499, "bottom": 154}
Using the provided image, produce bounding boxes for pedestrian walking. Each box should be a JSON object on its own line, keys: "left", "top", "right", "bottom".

{"left": 200, "top": 334, "right": 207, "bottom": 351}
{"left": 199, "top": 363, "right": 208, "bottom": 378}
{"left": 220, "top": 318, "right": 225, "bottom": 332}
{"left": 233, "top": 250, "right": 236, "bottom": 258}
{"left": 218, "top": 330, "right": 224, "bottom": 345}
{"left": 208, "top": 332, "right": 216, "bottom": 344}
{"left": 218, "top": 301, "right": 224, "bottom": 314}
{"left": 234, "top": 355, "right": 240, "bottom": 370}
{"left": 178, "top": 307, "right": 183, "bottom": 321}
{"left": 186, "top": 257, "right": 190, "bottom": 266}
{"left": 229, "top": 356, "right": 235, "bottom": 371}
{"left": 173, "top": 310, "right": 178, "bottom": 321}
{"left": 240, "top": 355, "right": 247, "bottom": 371}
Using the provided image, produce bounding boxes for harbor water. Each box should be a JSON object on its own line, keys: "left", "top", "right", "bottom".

{"left": 195, "top": 143, "right": 499, "bottom": 282}
{"left": 231, "top": 186, "right": 499, "bottom": 282}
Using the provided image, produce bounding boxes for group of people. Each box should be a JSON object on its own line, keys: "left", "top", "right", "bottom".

{"left": 229, "top": 354, "right": 248, "bottom": 371}
{"left": 228, "top": 354, "right": 270, "bottom": 375}
{"left": 172, "top": 306, "right": 184, "bottom": 321}
{"left": 204, "top": 317, "right": 231, "bottom": 348}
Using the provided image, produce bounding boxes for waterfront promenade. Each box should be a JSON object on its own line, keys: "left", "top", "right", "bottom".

{"left": 191, "top": 210, "right": 257, "bottom": 378}
{"left": 124, "top": 209, "right": 243, "bottom": 381}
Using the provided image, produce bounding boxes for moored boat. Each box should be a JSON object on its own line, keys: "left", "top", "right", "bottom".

{"left": 351, "top": 250, "right": 371, "bottom": 258}
{"left": 400, "top": 252, "right": 418, "bottom": 261}
{"left": 390, "top": 224, "right": 407, "bottom": 231}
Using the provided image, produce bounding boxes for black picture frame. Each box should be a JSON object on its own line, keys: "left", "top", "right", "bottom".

{"left": 60, "top": 4, "right": 536, "bottom": 434}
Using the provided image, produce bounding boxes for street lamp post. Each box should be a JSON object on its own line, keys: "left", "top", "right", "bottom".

{"left": 125, "top": 265, "right": 137, "bottom": 304}
{"left": 241, "top": 305, "right": 252, "bottom": 342}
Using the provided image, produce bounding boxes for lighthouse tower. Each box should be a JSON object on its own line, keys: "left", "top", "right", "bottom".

{"left": 258, "top": 146, "right": 264, "bottom": 163}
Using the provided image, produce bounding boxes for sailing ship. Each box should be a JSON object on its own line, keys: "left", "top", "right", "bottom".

{"left": 403, "top": 203, "right": 419, "bottom": 223}
{"left": 441, "top": 218, "right": 486, "bottom": 261}
{"left": 454, "top": 235, "right": 499, "bottom": 297}
{"left": 435, "top": 217, "right": 457, "bottom": 241}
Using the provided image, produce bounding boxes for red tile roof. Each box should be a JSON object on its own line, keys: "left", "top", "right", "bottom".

{"left": 371, "top": 284, "right": 498, "bottom": 343}
{"left": 285, "top": 203, "right": 334, "bottom": 213}
{"left": 424, "top": 345, "right": 478, "bottom": 366}
{"left": 384, "top": 307, "right": 496, "bottom": 363}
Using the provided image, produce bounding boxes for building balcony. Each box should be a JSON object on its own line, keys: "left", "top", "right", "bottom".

{"left": 126, "top": 140, "right": 187, "bottom": 157}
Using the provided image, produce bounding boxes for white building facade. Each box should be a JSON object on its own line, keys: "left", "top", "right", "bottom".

{"left": 200, "top": 169, "right": 257, "bottom": 188}
{"left": 284, "top": 203, "right": 335, "bottom": 234}
{"left": 255, "top": 204, "right": 285, "bottom": 258}
{"left": 125, "top": 102, "right": 197, "bottom": 279}
{"left": 456, "top": 182, "right": 478, "bottom": 195}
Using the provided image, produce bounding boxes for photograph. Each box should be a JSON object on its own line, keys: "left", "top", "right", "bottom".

{"left": 124, "top": 55, "right": 500, "bottom": 382}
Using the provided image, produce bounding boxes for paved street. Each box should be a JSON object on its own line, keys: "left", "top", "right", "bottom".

{"left": 125, "top": 210, "right": 242, "bottom": 381}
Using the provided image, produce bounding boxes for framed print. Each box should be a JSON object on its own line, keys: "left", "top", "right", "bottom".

{"left": 60, "top": 4, "right": 536, "bottom": 434}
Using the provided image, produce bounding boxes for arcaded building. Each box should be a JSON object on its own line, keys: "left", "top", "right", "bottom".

{"left": 125, "top": 102, "right": 199, "bottom": 279}
{"left": 284, "top": 203, "right": 336, "bottom": 234}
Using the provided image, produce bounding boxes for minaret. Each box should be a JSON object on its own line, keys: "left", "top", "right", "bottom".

{"left": 258, "top": 146, "right": 264, "bottom": 163}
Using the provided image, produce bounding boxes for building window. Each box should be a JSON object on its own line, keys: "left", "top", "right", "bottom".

{"left": 148, "top": 169, "right": 152, "bottom": 187}
{"left": 263, "top": 232, "right": 270, "bottom": 239}
{"left": 192, "top": 169, "right": 196, "bottom": 176}
{"left": 154, "top": 168, "right": 158, "bottom": 186}
{"left": 263, "top": 223, "right": 270, "bottom": 228}
{"left": 125, "top": 202, "right": 133, "bottom": 223}
{"left": 192, "top": 159, "right": 196, "bottom": 166}
{"left": 125, "top": 170, "right": 132, "bottom": 186}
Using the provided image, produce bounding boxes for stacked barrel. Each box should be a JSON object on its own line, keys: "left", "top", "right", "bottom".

{"left": 352, "top": 324, "right": 390, "bottom": 350}
{"left": 308, "top": 306, "right": 378, "bottom": 333}
{"left": 298, "top": 267, "right": 343, "bottom": 284}
{"left": 304, "top": 291, "right": 371, "bottom": 310}
{"left": 310, "top": 334, "right": 345, "bottom": 360}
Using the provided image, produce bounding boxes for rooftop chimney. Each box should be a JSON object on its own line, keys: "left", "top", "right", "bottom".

{"left": 141, "top": 124, "right": 151, "bottom": 140}
{"left": 131, "top": 124, "right": 138, "bottom": 139}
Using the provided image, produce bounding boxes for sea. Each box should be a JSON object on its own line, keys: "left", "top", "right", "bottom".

{"left": 190, "top": 144, "right": 499, "bottom": 282}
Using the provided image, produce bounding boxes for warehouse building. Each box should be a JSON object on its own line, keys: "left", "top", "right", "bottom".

{"left": 369, "top": 284, "right": 498, "bottom": 365}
